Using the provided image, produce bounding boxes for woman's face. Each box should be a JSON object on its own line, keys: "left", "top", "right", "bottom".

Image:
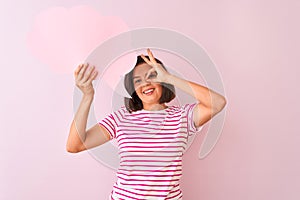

{"left": 132, "top": 63, "right": 163, "bottom": 105}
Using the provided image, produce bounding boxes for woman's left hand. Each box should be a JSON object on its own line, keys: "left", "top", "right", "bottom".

{"left": 141, "top": 48, "right": 171, "bottom": 83}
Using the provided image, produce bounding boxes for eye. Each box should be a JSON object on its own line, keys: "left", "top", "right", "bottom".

{"left": 148, "top": 73, "right": 157, "bottom": 79}
{"left": 134, "top": 79, "right": 141, "bottom": 83}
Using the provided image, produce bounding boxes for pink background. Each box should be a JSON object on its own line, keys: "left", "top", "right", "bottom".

{"left": 1, "top": 0, "right": 300, "bottom": 199}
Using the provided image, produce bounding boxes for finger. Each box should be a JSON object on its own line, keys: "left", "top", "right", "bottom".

{"left": 74, "top": 63, "right": 84, "bottom": 76}
{"left": 147, "top": 48, "right": 157, "bottom": 64}
{"left": 86, "top": 70, "right": 98, "bottom": 85}
{"left": 140, "top": 54, "right": 152, "bottom": 65}
{"left": 80, "top": 65, "right": 93, "bottom": 82}
{"left": 74, "top": 63, "right": 83, "bottom": 75}
{"left": 82, "top": 65, "right": 95, "bottom": 83}
{"left": 78, "top": 63, "right": 90, "bottom": 79}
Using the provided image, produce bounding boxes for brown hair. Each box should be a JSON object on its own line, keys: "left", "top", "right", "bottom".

{"left": 124, "top": 55, "right": 176, "bottom": 113}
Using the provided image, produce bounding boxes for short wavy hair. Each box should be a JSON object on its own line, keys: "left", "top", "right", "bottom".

{"left": 124, "top": 55, "right": 176, "bottom": 113}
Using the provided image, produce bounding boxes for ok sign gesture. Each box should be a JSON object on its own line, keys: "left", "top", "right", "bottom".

{"left": 140, "top": 48, "right": 171, "bottom": 83}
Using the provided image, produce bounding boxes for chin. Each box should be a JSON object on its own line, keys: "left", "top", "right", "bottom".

{"left": 137, "top": 93, "right": 160, "bottom": 104}
{"left": 140, "top": 97, "right": 160, "bottom": 104}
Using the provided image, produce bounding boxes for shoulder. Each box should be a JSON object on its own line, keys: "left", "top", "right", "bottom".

{"left": 168, "top": 103, "right": 198, "bottom": 113}
{"left": 110, "top": 105, "right": 128, "bottom": 116}
{"left": 110, "top": 105, "right": 143, "bottom": 119}
{"left": 180, "top": 102, "right": 198, "bottom": 112}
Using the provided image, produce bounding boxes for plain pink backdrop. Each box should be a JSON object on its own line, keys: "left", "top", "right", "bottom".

{"left": 1, "top": 0, "right": 299, "bottom": 200}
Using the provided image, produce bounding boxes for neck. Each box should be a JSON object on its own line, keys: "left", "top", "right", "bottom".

{"left": 142, "top": 103, "right": 168, "bottom": 111}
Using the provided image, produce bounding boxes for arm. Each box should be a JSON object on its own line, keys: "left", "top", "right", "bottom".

{"left": 141, "top": 48, "right": 227, "bottom": 128}
{"left": 66, "top": 94, "right": 111, "bottom": 153}
{"left": 66, "top": 63, "right": 111, "bottom": 153}
{"left": 166, "top": 74, "right": 227, "bottom": 127}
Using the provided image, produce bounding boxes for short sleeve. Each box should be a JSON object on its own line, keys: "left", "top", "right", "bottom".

{"left": 182, "top": 102, "right": 204, "bottom": 134}
{"left": 98, "top": 112, "right": 118, "bottom": 140}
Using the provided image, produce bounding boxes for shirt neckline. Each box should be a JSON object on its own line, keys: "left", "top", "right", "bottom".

{"left": 141, "top": 106, "right": 170, "bottom": 112}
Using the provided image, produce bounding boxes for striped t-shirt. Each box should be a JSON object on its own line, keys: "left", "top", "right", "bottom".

{"left": 99, "top": 103, "right": 203, "bottom": 200}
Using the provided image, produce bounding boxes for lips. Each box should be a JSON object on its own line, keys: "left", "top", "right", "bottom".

{"left": 143, "top": 88, "right": 155, "bottom": 95}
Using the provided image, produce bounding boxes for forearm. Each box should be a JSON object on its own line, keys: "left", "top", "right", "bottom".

{"left": 66, "top": 94, "right": 94, "bottom": 152}
{"left": 166, "top": 74, "right": 226, "bottom": 110}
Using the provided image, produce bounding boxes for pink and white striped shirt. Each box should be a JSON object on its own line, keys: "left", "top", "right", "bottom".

{"left": 99, "top": 103, "right": 203, "bottom": 200}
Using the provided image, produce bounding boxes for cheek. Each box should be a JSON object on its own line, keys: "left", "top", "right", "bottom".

{"left": 134, "top": 88, "right": 143, "bottom": 99}
{"left": 134, "top": 85, "right": 142, "bottom": 94}
{"left": 155, "top": 85, "right": 163, "bottom": 95}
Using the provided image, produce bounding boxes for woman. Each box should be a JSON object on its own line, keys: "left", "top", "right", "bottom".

{"left": 66, "top": 48, "right": 227, "bottom": 199}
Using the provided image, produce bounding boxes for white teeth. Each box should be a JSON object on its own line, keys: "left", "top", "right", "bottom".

{"left": 143, "top": 88, "right": 154, "bottom": 94}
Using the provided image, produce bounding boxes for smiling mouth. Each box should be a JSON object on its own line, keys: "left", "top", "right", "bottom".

{"left": 143, "top": 88, "right": 155, "bottom": 95}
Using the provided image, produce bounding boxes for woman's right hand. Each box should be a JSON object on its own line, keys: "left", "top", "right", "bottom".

{"left": 74, "top": 63, "right": 98, "bottom": 96}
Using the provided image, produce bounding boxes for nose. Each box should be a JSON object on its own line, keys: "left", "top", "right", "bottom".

{"left": 140, "top": 78, "right": 151, "bottom": 86}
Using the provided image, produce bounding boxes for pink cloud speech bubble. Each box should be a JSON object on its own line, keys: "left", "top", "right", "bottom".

{"left": 26, "top": 5, "right": 129, "bottom": 74}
